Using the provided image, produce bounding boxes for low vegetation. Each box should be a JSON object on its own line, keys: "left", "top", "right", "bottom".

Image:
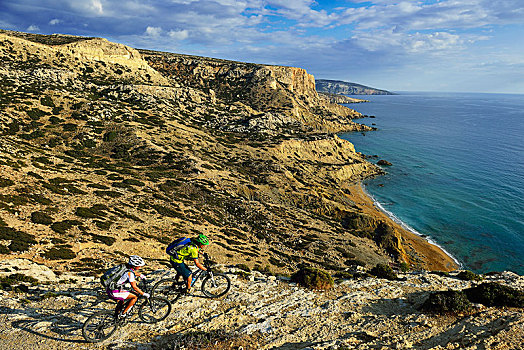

{"left": 291, "top": 266, "right": 334, "bottom": 290}
{"left": 420, "top": 290, "right": 472, "bottom": 314}
{"left": 464, "top": 282, "right": 524, "bottom": 307}
{"left": 152, "top": 329, "right": 264, "bottom": 350}
{"left": 369, "top": 264, "right": 397, "bottom": 280}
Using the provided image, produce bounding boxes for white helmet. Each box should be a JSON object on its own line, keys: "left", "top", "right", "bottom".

{"left": 128, "top": 255, "right": 145, "bottom": 267}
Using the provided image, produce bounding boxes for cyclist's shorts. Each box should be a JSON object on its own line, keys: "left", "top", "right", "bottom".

{"left": 170, "top": 260, "right": 192, "bottom": 279}
{"left": 107, "top": 289, "right": 130, "bottom": 301}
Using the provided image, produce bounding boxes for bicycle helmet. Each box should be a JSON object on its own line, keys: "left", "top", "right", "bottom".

{"left": 128, "top": 255, "right": 145, "bottom": 267}
{"left": 193, "top": 234, "right": 210, "bottom": 246}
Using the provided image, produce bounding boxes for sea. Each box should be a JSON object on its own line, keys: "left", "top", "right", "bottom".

{"left": 339, "top": 92, "right": 524, "bottom": 274}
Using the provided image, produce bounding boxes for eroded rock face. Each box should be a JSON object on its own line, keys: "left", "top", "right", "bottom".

{"left": 141, "top": 51, "right": 368, "bottom": 134}
{"left": 0, "top": 258, "right": 57, "bottom": 282}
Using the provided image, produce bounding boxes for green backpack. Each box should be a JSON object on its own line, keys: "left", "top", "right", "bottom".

{"left": 100, "top": 264, "right": 130, "bottom": 290}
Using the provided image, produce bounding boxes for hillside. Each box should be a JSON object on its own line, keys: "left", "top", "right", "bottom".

{"left": 316, "top": 79, "right": 394, "bottom": 95}
{"left": 0, "top": 29, "right": 454, "bottom": 283}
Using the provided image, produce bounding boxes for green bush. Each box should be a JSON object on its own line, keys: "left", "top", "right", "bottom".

{"left": 457, "top": 270, "right": 483, "bottom": 281}
{"left": 464, "top": 282, "right": 524, "bottom": 308}
{"left": 291, "top": 267, "right": 334, "bottom": 290}
{"left": 0, "top": 273, "right": 38, "bottom": 292}
{"left": 94, "top": 220, "right": 112, "bottom": 230}
{"left": 0, "top": 227, "right": 37, "bottom": 252}
{"left": 30, "top": 211, "right": 53, "bottom": 225}
{"left": 0, "top": 177, "right": 14, "bottom": 187}
{"left": 399, "top": 262, "right": 410, "bottom": 272}
{"left": 369, "top": 264, "right": 397, "bottom": 280}
{"left": 420, "top": 290, "right": 472, "bottom": 314}
{"left": 42, "top": 247, "right": 76, "bottom": 260}
{"left": 90, "top": 233, "right": 116, "bottom": 245}
{"left": 75, "top": 204, "right": 108, "bottom": 218}
{"left": 50, "top": 220, "right": 81, "bottom": 234}
{"left": 9, "top": 240, "right": 32, "bottom": 252}
{"left": 40, "top": 96, "right": 55, "bottom": 107}
{"left": 123, "top": 178, "right": 145, "bottom": 187}
{"left": 27, "top": 108, "right": 47, "bottom": 120}
{"left": 430, "top": 271, "right": 450, "bottom": 277}
{"left": 62, "top": 123, "right": 77, "bottom": 132}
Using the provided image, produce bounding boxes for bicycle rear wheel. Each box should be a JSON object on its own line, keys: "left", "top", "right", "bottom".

{"left": 151, "top": 278, "right": 183, "bottom": 304}
{"left": 201, "top": 273, "right": 231, "bottom": 298}
{"left": 82, "top": 310, "right": 119, "bottom": 343}
{"left": 138, "top": 297, "right": 171, "bottom": 323}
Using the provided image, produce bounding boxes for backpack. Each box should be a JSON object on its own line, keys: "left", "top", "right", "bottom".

{"left": 100, "top": 264, "right": 130, "bottom": 290}
{"left": 166, "top": 237, "right": 191, "bottom": 256}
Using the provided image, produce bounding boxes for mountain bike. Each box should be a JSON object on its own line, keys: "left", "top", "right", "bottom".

{"left": 82, "top": 279, "right": 171, "bottom": 343}
{"left": 151, "top": 252, "right": 231, "bottom": 303}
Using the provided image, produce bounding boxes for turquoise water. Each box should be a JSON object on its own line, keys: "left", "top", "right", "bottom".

{"left": 340, "top": 92, "right": 524, "bottom": 274}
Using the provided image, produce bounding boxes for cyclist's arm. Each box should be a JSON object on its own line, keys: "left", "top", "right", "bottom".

{"left": 193, "top": 258, "right": 207, "bottom": 271}
{"left": 130, "top": 281, "right": 146, "bottom": 296}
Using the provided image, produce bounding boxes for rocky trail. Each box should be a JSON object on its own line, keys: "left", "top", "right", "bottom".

{"left": 1, "top": 259, "right": 523, "bottom": 349}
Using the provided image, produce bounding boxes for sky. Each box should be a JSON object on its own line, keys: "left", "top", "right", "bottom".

{"left": 1, "top": 0, "right": 524, "bottom": 93}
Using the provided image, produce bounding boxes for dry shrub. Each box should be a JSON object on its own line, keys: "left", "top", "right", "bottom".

{"left": 153, "top": 330, "right": 264, "bottom": 350}
{"left": 291, "top": 266, "right": 334, "bottom": 290}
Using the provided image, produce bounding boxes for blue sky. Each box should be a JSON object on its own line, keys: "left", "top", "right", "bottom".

{"left": 1, "top": 0, "right": 524, "bottom": 93}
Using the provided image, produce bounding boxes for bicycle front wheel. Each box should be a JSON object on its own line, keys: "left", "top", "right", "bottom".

{"left": 151, "top": 278, "right": 183, "bottom": 304}
{"left": 138, "top": 297, "right": 171, "bottom": 323}
{"left": 201, "top": 273, "right": 231, "bottom": 298}
{"left": 82, "top": 310, "right": 119, "bottom": 343}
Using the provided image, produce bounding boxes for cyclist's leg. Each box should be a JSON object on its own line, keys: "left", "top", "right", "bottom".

{"left": 122, "top": 293, "right": 138, "bottom": 315}
{"left": 108, "top": 289, "right": 135, "bottom": 315}
{"left": 115, "top": 300, "right": 124, "bottom": 316}
{"left": 172, "top": 261, "right": 192, "bottom": 291}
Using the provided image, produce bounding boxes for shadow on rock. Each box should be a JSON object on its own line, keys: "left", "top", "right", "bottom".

{"left": 4, "top": 284, "right": 113, "bottom": 343}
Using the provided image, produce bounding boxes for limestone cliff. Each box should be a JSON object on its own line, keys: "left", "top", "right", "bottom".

{"left": 140, "top": 50, "right": 371, "bottom": 134}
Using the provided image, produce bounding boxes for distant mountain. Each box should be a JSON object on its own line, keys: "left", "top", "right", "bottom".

{"left": 316, "top": 79, "right": 394, "bottom": 95}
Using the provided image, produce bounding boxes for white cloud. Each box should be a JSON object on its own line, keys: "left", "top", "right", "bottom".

{"left": 49, "top": 18, "right": 61, "bottom": 25}
{"left": 145, "top": 26, "right": 162, "bottom": 37}
{"left": 26, "top": 25, "right": 40, "bottom": 32}
{"left": 91, "top": 0, "right": 104, "bottom": 15}
{"left": 168, "top": 30, "right": 189, "bottom": 41}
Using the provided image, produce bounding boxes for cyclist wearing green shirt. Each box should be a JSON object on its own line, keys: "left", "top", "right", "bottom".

{"left": 170, "top": 234, "right": 209, "bottom": 293}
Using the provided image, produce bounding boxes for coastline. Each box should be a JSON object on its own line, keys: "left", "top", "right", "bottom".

{"left": 348, "top": 183, "right": 459, "bottom": 271}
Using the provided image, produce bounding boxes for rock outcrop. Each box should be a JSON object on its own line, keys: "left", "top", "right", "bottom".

{"left": 140, "top": 50, "right": 370, "bottom": 134}
{"left": 0, "top": 260, "right": 522, "bottom": 349}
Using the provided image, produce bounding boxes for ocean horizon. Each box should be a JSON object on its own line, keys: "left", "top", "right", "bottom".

{"left": 340, "top": 92, "right": 524, "bottom": 274}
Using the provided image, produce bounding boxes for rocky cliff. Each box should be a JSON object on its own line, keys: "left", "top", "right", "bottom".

{"left": 316, "top": 79, "right": 394, "bottom": 95}
{"left": 0, "top": 29, "right": 455, "bottom": 293}
{"left": 140, "top": 50, "right": 370, "bottom": 134}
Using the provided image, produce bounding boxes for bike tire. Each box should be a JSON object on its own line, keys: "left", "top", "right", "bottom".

{"left": 201, "top": 273, "right": 231, "bottom": 298}
{"left": 151, "top": 278, "right": 183, "bottom": 304}
{"left": 138, "top": 297, "right": 172, "bottom": 323}
{"left": 82, "top": 310, "right": 119, "bottom": 343}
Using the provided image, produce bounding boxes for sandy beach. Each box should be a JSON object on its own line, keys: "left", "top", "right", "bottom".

{"left": 348, "top": 183, "right": 459, "bottom": 271}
